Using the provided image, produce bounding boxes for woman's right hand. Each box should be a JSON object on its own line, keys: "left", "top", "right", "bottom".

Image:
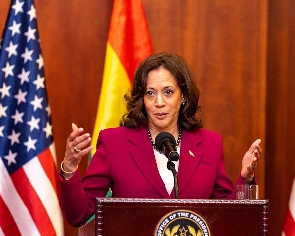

{"left": 62, "top": 123, "right": 93, "bottom": 179}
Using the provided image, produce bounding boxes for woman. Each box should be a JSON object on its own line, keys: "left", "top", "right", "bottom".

{"left": 60, "top": 52, "right": 262, "bottom": 227}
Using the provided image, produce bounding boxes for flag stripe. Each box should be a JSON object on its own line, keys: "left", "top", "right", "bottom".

{"left": 283, "top": 177, "right": 295, "bottom": 235}
{"left": 24, "top": 155, "right": 63, "bottom": 235}
{"left": 12, "top": 163, "right": 54, "bottom": 235}
{"left": 283, "top": 209, "right": 295, "bottom": 236}
{"left": 0, "top": 196, "right": 21, "bottom": 236}
{"left": 289, "top": 178, "right": 295, "bottom": 219}
{"left": 91, "top": 43, "right": 130, "bottom": 153}
{"left": 38, "top": 145, "right": 59, "bottom": 193}
{"left": 90, "top": 0, "right": 153, "bottom": 157}
{"left": 96, "top": 43, "right": 131, "bottom": 127}
{"left": 0, "top": 160, "right": 40, "bottom": 235}
{"left": 108, "top": 0, "right": 153, "bottom": 82}
{"left": 49, "top": 142, "right": 57, "bottom": 164}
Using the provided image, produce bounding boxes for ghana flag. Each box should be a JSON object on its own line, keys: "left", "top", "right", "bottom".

{"left": 90, "top": 0, "right": 153, "bottom": 158}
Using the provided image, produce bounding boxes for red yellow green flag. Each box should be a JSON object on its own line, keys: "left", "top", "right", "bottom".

{"left": 90, "top": 0, "right": 153, "bottom": 157}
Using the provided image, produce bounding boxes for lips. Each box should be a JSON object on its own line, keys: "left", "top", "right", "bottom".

{"left": 154, "top": 113, "right": 168, "bottom": 120}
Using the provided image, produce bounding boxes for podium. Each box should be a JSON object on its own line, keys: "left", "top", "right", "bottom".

{"left": 79, "top": 198, "right": 269, "bottom": 236}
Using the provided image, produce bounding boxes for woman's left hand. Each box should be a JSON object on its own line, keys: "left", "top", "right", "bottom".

{"left": 241, "top": 139, "right": 262, "bottom": 184}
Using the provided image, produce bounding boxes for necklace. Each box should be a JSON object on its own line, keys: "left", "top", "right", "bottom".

{"left": 147, "top": 127, "right": 182, "bottom": 149}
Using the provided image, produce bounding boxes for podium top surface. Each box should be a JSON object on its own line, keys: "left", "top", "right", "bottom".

{"left": 96, "top": 197, "right": 269, "bottom": 206}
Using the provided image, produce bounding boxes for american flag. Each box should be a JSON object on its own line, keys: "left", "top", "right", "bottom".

{"left": 283, "top": 177, "right": 295, "bottom": 236}
{"left": 0, "top": 0, "right": 63, "bottom": 235}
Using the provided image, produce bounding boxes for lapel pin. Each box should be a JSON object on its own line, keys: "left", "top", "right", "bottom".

{"left": 189, "top": 150, "right": 195, "bottom": 157}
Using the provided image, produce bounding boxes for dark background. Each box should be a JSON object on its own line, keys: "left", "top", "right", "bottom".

{"left": 1, "top": 0, "right": 294, "bottom": 235}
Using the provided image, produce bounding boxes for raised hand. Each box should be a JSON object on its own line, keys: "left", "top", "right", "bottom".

{"left": 241, "top": 139, "right": 262, "bottom": 184}
{"left": 61, "top": 123, "right": 93, "bottom": 179}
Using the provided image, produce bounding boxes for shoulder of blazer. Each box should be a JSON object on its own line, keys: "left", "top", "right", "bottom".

{"left": 99, "top": 126, "right": 148, "bottom": 144}
{"left": 181, "top": 128, "right": 222, "bottom": 146}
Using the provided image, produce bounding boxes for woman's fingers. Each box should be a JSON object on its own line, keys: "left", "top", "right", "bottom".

{"left": 241, "top": 139, "right": 262, "bottom": 182}
{"left": 64, "top": 124, "right": 93, "bottom": 170}
{"left": 249, "top": 139, "right": 261, "bottom": 153}
{"left": 72, "top": 133, "right": 92, "bottom": 154}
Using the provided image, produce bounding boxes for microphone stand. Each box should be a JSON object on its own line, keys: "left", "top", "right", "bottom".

{"left": 167, "top": 161, "right": 179, "bottom": 199}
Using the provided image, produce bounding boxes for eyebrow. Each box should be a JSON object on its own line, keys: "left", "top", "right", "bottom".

{"left": 146, "top": 86, "right": 175, "bottom": 90}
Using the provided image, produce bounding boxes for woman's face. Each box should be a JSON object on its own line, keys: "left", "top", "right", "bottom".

{"left": 144, "top": 67, "right": 184, "bottom": 132}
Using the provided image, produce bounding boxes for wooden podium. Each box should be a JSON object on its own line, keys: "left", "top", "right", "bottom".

{"left": 79, "top": 198, "right": 269, "bottom": 236}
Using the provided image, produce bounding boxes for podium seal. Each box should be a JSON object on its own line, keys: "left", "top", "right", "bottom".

{"left": 154, "top": 209, "right": 211, "bottom": 236}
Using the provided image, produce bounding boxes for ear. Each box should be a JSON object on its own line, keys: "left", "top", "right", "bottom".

{"left": 181, "top": 95, "right": 186, "bottom": 104}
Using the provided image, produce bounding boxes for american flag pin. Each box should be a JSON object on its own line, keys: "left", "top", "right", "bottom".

{"left": 189, "top": 150, "right": 195, "bottom": 157}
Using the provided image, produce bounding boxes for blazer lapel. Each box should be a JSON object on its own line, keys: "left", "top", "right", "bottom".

{"left": 128, "top": 127, "right": 170, "bottom": 198}
{"left": 177, "top": 130, "right": 203, "bottom": 194}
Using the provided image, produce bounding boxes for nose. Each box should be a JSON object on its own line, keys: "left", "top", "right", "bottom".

{"left": 155, "top": 93, "right": 165, "bottom": 107}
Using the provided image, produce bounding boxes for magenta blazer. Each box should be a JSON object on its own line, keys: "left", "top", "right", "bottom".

{"left": 60, "top": 126, "right": 246, "bottom": 227}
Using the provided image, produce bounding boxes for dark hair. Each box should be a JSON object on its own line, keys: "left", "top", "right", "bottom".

{"left": 122, "top": 52, "right": 202, "bottom": 131}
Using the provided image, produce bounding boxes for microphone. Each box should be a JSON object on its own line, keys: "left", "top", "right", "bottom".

{"left": 155, "top": 132, "right": 179, "bottom": 162}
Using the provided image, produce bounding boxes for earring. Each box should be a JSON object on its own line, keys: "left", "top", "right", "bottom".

{"left": 182, "top": 102, "right": 186, "bottom": 105}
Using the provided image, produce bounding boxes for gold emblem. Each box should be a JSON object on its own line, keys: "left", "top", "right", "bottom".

{"left": 154, "top": 210, "right": 210, "bottom": 236}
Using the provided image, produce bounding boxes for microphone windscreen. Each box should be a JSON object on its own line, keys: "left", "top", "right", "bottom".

{"left": 155, "top": 132, "right": 176, "bottom": 151}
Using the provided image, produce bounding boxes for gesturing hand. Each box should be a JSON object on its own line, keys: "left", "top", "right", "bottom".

{"left": 62, "top": 123, "right": 93, "bottom": 179}
{"left": 241, "top": 139, "right": 262, "bottom": 184}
